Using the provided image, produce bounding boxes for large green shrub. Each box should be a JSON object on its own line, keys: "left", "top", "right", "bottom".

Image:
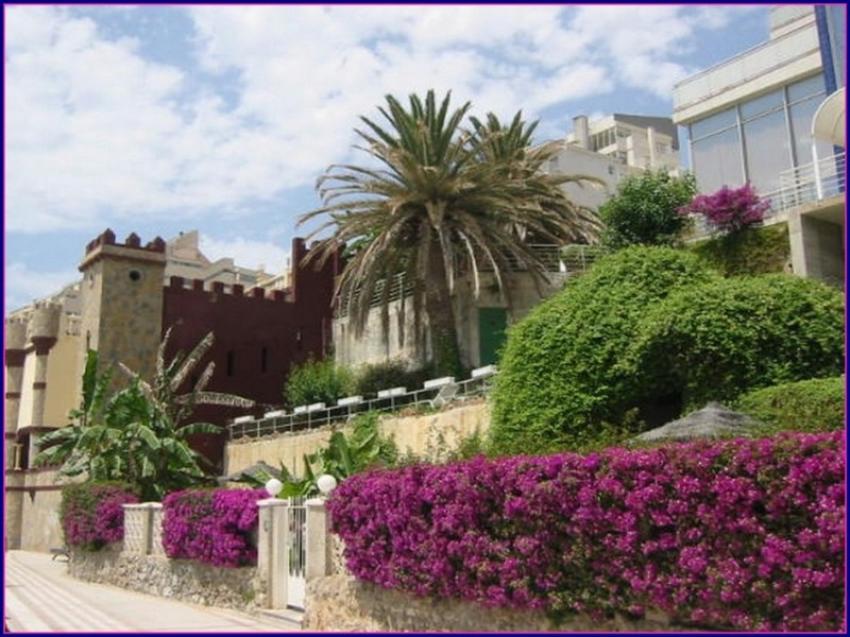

{"left": 690, "top": 223, "right": 790, "bottom": 276}
{"left": 284, "top": 357, "right": 353, "bottom": 408}
{"left": 353, "top": 359, "right": 436, "bottom": 396}
{"left": 736, "top": 376, "right": 845, "bottom": 435}
{"left": 599, "top": 170, "right": 697, "bottom": 249}
{"left": 489, "top": 247, "right": 717, "bottom": 454}
{"left": 627, "top": 274, "right": 844, "bottom": 410}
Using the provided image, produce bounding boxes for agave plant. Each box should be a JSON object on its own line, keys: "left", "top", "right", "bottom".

{"left": 299, "top": 90, "right": 603, "bottom": 375}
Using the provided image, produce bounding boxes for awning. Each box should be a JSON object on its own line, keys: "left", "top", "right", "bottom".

{"left": 812, "top": 87, "right": 845, "bottom": 148}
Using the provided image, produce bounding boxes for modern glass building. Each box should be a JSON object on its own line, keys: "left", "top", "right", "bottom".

{"left": 673, "top": 5, "right": 845, "bottom": 287}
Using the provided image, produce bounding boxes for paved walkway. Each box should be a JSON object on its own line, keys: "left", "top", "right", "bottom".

{"left": 4, "top": 550, "right": 299, "bottom": 633}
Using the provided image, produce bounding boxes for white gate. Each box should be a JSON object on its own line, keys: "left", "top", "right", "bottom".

{"left": 286, "top": 498, "right": 307, "bottom": 609}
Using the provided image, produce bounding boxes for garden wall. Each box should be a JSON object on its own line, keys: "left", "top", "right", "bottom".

{"left": 69, "top": 547, "right": 265, "bottom": 610}
{"left": 303, "top": 574, "right": 680, "bottom": 632}
{"left": 224, "top": 401, "right": 490, "bottom": 476}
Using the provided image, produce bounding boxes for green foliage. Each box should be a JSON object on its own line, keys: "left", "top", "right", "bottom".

{"left": 599, "top": 170, "right": 697, "bottom": 249}
{"left": 490, "top": 247, "right": 717, "bottom": 455}
{"left": 353, "top": 359, "right": 436, "bottom": 396}
{"left": 628, "top": 274, "right": 845, "bottom": 411}
{"left": 284, "top": 357, "right": 354, "bottom": 408}
{"left": 691, "top": 223, "right": 790, "bottom": 276}
{"left": 37, "top": 332, "right": 254, "bottom": 501}
{"left": 232, "top": 412, "right": 397, "bottom": 497}
{"left": 736, "top": 376, "right": 845, "bottom": 435}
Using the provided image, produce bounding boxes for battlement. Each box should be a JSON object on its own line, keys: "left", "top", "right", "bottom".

{"left": 85, "top": 229, "right": 166, "bottom": 255}
{"left": 165, "top": 276, "right": 292, "bottom": 302}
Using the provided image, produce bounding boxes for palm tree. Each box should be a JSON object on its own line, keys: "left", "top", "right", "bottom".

{"left": 299, "top": 90, "right": 602, "bottom": 375}
{"left": 36, "top": 331, "right": 255, "bottom": 500}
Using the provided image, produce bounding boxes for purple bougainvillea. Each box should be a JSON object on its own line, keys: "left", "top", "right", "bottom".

{"left": 328, "top": 432, "right": 845, "bottom": 631}
{"left": 162, "top": 488, "right": 265, "bottom": 567}
{"left": 61, "top": 484, "right": 138, "bottom": 550}
{"left": 679, "top": 183, "right": 771, "bottom": 233}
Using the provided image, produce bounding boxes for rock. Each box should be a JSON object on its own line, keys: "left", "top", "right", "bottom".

{"left": 633, "top": 402, "right": 761, "bottom": 442}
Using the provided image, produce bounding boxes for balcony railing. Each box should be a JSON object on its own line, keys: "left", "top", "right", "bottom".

{"left": 335, "top": 244, "right": 567, "bottom": 317}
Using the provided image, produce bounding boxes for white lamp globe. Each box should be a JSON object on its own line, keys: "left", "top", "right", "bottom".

{"left": 264, "top": 478, "right": 283, "bottom": 498}
{"left": 317, "top": 474, "right": 338, "bottom": 495}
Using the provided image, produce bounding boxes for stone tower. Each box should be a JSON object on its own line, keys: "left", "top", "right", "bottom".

{"left": 78, "top": 230, "right": 167, "bottom": 387}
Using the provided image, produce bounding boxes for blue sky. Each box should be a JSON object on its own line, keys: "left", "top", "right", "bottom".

{"left": 5, "top": 4, "right": 770, "bottom": 310}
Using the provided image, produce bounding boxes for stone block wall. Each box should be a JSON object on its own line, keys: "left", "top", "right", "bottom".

{"left": 303, "top": 575, "right": 682, "bottom": 632}
{"left": 69, "top": 548, "right": 266, "bottom": 611}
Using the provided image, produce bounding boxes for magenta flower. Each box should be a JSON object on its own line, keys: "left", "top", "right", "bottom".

{"left": 328, "top": 432, "right": 844, "bottom": 631}
{"left": 679, "top": 183, "right": 771, "bottom": 233}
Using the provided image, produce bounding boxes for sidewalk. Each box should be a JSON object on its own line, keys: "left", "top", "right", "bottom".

{"left": 4, "top": 550, "right": 300, "bottom": 633}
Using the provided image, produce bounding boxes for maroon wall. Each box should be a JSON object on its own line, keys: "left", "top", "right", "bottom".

{"left": 161, "top": 238, "right": 339, "bottom": 470}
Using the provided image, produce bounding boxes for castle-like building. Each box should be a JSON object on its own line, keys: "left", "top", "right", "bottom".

{"left": 4, "top": 229, "right": 339, "bottom": 551}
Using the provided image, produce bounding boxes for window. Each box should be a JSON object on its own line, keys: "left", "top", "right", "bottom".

{"left": 691, "top": 126, "right": 744, "bottom": 193}
{"left": 226, "top": 351, "right": 235, "bottom": 376}
{"left": 688, "top": 74, "right": 828, "bottom": 194}
{"left": 261, "top": 347, "right": 268, "bottom": 373}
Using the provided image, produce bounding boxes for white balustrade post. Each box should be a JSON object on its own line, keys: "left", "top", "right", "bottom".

{"left": 305, "top": 498, "right": 333, "bottom": 580}
{"left": 122, "top": 503, "right": 154, "bottom": 555}
{"left": 257, "top": 498, "right": 290, "bottom": 609}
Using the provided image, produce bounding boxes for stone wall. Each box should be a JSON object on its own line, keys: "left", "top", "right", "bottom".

{"left": 224, "top": 401, "right": 491, "bottom": 477}
{"left": 69, "top": 548, "right": 266, "bottom": 611}
{"left": 303, "top": 575, "right": 681, "bottom": 632}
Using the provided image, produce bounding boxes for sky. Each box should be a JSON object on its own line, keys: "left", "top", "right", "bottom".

{"left": 5, "top": 4, "right": 771, "bottom": 311}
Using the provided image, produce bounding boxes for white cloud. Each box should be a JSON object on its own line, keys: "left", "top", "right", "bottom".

{"left": 4, "top": 262, "right": 79, "bottom": 311}
{"left": 6, "top": 5, "right": 755, "bottom": 235}
{"left": 199, "top": 235, "right": 290, "bottom": 274}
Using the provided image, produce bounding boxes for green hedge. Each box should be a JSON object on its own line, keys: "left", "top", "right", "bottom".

{"left": 284, "top": 357, "right": 353, "bottom": 408}
{"left": 737, "top": 376, "right": 845, "bottom": 435}
{"left": 627, "top": 274, "right": 845, "bottom": 410}
{"left": 489, "top": 247, "right": 717, "bottom": 455}
{"left": 690, "top": 223, "right": 790, "bottom": 276}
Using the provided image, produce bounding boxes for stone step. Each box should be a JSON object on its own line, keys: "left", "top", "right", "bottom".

{"left": 258, "top": 607, "right": 304, "bottom": 629}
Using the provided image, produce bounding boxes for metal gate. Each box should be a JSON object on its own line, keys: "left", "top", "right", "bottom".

{"left": 286, "top": 498, "right": 306, "bottom": 609}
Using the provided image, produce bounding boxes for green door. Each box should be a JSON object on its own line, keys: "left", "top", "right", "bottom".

{"left": 478, "top": 307, "right": 508, "bottom": 366}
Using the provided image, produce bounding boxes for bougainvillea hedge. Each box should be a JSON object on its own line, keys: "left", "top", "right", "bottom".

{"left": 162, "top": 488, "right": 265, "bottom": 567}
{"left": 328, "top": 432, "right": 845, "bottom": 631}
{"left": 60, "top": 482, "right": 139, "bottom": 550}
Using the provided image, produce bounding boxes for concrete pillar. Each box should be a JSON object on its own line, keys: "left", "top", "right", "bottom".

{"left": 122, "top": 503, "right": 154, "bottom": 555}
{"left": 305, "top": 498, "right": 333, "bottom": 580}
{"left": 647, "top": 126, "right": 657, "bottom": 169}
{"left": 150, "top": 503, "right": 165, "bottom": 556}
{"left": 257, "top": 498, "right": 290, "bottom": 609}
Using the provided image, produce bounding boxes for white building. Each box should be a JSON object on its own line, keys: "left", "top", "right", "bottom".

{"left": 673, "top": 5, "right": 845, "bottom": 286}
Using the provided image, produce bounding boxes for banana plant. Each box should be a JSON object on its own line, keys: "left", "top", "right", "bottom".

{"left": 36, "top": 331, "right": 256, "bottom": 501}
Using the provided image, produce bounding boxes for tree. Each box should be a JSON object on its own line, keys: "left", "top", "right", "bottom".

{"left": 36, "top": 331, "right": 255, "bottom": 500}
{"left": 599, "top": 170, "right": 697, "bottom": 249}
{"left": 299, "top": 90, "right": 602, "bottom": 376}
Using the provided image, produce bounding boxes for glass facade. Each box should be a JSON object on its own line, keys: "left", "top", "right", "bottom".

{"left": 689, "top": 73, "right": 830, "bottom": 194}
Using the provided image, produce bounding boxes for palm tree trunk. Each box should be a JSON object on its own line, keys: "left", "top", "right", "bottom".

{"left": 425, "top": 245, "right": 463, "bottom": 377}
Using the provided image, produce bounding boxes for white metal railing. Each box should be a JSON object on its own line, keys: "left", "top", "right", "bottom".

{"left": 771, "top": 151, "right": 846, "bottom": 213}
{"left": 227, "top": 367, "right": 497, "bottom": 440}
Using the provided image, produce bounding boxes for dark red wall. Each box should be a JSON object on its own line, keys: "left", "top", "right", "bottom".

{"left": 161, "top": 238, "right": 339, "bottom": 470}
